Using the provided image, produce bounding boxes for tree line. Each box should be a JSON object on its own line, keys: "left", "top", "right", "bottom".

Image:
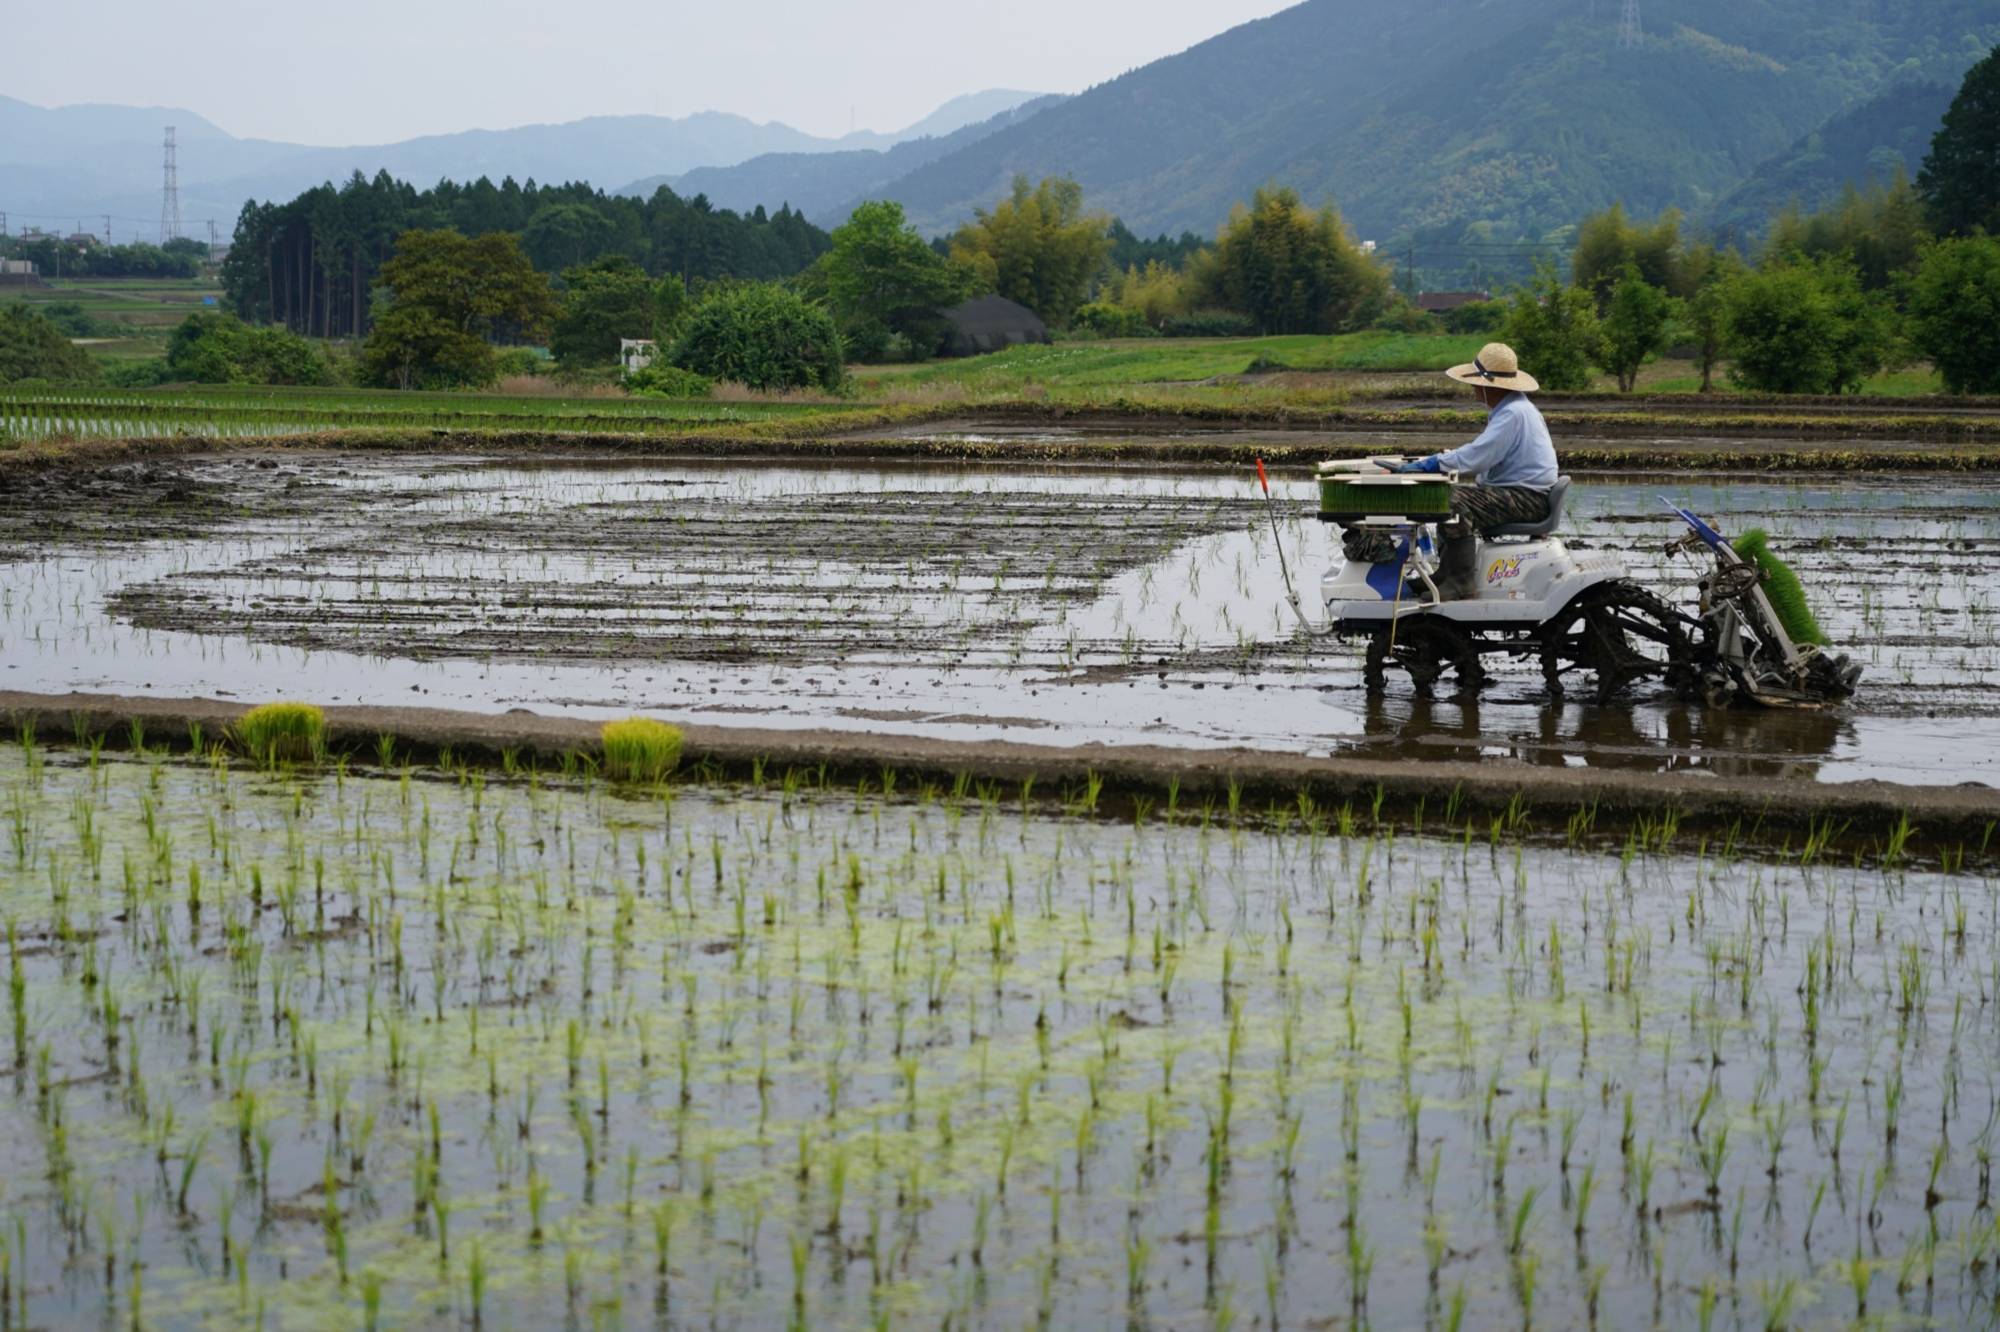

{"left": 0, "top": 235, "right": 208, "bottom": 279}
{"left": 217, "top": 172, "right": 830, "bottom": 339}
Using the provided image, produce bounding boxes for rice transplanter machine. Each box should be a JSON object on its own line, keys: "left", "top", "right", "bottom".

{"left": 1258, "top": 457, "right": 1861, "bottom": 708}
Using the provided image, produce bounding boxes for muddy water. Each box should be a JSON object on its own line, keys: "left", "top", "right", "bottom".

{"left": 1, "top": 454, "right": 1996, "bottom": 784}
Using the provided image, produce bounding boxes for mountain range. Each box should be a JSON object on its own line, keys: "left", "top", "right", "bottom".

{"left": 6, "top": 0, "right": 1998, "bottom": 249}
{"left": 616, "top": 96, "right": 1068, "bottom": 218}
{"left": 842, "top": 0, "right": 1998, "bottom": 241}
{"left": 0, "top": 89, "right": 1045, "bottom": 238}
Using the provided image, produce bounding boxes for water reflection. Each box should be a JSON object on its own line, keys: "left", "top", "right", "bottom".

{"left": 1352, "top": 691, "right": 1851, "bottom": 780}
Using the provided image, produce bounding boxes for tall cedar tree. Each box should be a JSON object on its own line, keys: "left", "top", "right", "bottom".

{"left": 1919, "top": 46, "right": 2000, "bottom": 236}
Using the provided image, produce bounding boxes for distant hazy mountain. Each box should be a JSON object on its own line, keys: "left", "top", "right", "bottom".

{"left": 0, "top": 89, "right": 1047, "bottom": 235}
{"left": 622, "top": 95, "right": 1066, "bottom": 223}
{"left": 894, "top": 90, "right": 1047, "bottom": 142}
{"left": 1705, "top": 80, "right": 1955, "bottom": 243}
{"left": 849, "top": 0, "right": 2000, "bottom": 240}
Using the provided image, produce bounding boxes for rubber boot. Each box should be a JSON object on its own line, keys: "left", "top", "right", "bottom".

{"left": 1434, "top": 530, "right": 1480, "bottom": 601}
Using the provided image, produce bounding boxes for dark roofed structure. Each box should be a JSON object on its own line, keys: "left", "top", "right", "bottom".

{"left": 941, "top": 295, "right": 1049, "bottom": 357}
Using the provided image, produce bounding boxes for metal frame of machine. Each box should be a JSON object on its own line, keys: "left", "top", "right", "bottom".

{"left": 1260, "top": 457, "right": 1860, "bottom": 707}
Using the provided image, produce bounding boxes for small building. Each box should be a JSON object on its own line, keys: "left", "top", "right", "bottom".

{"left": 619, "top": 339, "right": 657, "bottom": 375}
{"left": 940, "top": 295, "right": 1049, "bottom": 357}
{"left": 66, "top": 233, "right": 98, "bottom": 249}
{"left": 0, "top": 259, "right": 36, "bottom": 276}
{"left": 1416, "top": 291, "right": 1491, "bottom": 315}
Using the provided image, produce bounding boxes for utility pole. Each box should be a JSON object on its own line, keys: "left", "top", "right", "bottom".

{"left": 104, "top": 215, "right": 112, "bottom": 244}
{"left": 1618, "top": 0, "right": 1642, "bottom": 48}
{"left": 207, "top": 219, "right": 220, "bottom": 260}
{"left": 160, "top": 126, "right": 183, "bottom": 244}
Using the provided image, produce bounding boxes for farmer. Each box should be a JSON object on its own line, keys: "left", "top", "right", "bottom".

{"left": 1341, "top": 341, "right": 1557, "bottom": 600}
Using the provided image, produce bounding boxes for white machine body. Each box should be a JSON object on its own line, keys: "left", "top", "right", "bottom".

{"left": 1322, "top": 530, "right": 1627, "bottom": 631}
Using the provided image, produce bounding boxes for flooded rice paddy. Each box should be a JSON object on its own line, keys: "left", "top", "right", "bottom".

{"left": 0, "top": 742, "right": 1995, "bottom": 1329}
{"left": 1, "top": 453, "right": 1998, "bottom": 784}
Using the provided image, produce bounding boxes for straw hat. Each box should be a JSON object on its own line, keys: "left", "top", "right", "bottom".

{"left": 1445, "top": 342, "right": 1540, "bottom": 393}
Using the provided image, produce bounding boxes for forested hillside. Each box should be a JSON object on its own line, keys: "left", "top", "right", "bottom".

{"left": 220, "top": 174, "right": 827, "bottom": 338}
{"left": 1705, "top": 80, "right": 1956, "bottom": 242}
{"left": 865, "top": 0, "right": 2000, "bottom": 240}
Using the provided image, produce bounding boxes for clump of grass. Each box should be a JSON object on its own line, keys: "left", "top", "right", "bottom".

{"left": 599, "top": 718, "right": 685, "bottom": 784}
{"left": 232, "top": 703, "right": 325, "bottom": 765}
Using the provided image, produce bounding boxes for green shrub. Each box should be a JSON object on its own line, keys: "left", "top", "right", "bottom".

{"left": 671, "top": 284, "right": 844, "bottom": 392}
{"left": 1723, "top": 257, "right": 1897, "bottom": 395}
{"left": 492, "top": 347, "right": 547, "bottom": 379}
{"left": 1371, "top": 303, "right": 1431, "bottom": 334}
{"left": 599, "top": 718, "right": 684, "bottom": 784}
{"left": 0, "top": 306, "right": 99, "bottom": 384}
{"left": 1071, "top": 303, "right": 1155, "bottom": 338}
{"left": 1440, "top": 300, "right": 1508, "bottom": 335}
{"left": 166, "top": 311, "right": 334, "bottom": 386}
{"left": 1159, "top": 310, "right": 1257, "bottom": 338}
{"left": 36, "top": 301, "right": 119, "bottom": 339}
{"left": 624, "top": 364, "right": 713, "bottom": 398}
{"left": 1909, "top": 236, "right": 2000, "bottom": 394}
{"left": 103, "top": 358, "right": 174, "bottom": 387}
{"left": 233, "top": 702, "right": 326, "bottom": 765}
{"left": 1503, "top": 267, "right": 1602, "bottom": 392}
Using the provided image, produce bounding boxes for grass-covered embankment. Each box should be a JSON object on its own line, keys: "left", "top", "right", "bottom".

{"left": 9, "top": 332, "right": 2000, "bottom": 465}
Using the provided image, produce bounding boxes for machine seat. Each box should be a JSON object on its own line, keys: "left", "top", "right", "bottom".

{"left": 1486, "top": 476, "right": 1570, "bottom": 539}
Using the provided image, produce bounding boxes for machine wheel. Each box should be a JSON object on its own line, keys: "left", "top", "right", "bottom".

{"left": 1365, "top": 619, "right": 1486, "bottom": 700}
{"left": 1704, "top": 562, "right": 1763, "bottom": 604}
{"left": 1539, "top": 582, "right": 1693, "bottom": 704}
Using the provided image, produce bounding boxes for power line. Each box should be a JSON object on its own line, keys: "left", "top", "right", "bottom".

{"left": 160, "top": 126, "right": 182, "bottom": 245}
{"left": 1618, "top": 0, "right": 1642, "bottom": 48}
{"left": 1, "top": 210, "right": 184, "bottom": 225}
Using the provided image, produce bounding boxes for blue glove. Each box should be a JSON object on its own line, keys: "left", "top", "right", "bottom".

{"left": 1394, "top": 457, "right": 1443, "bottom": 474}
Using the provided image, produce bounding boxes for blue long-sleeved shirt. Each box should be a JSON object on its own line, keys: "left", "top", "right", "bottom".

{"left": 1425, "top": 393, "right": 1557, "bottom": 489}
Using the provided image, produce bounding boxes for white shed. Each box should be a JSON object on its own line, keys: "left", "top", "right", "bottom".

{"left": 619, "top": 339, "right": 657, "bottom": 376}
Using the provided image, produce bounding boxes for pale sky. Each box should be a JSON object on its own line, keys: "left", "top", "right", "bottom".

{"left": 8, "top": 0, "right": 1302, "bottom": 144}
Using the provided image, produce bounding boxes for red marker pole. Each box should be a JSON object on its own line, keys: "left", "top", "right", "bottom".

{"left": 1257, "top": 457, "right": 1299, "bottom": 609}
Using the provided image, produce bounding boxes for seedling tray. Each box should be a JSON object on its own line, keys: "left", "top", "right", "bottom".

{"left": 1317, "top": 475, "right": 1454, "bottom": 523}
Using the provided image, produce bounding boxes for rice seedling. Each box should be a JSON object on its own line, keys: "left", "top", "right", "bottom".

{"left": 231, "top": 701, "right": 325, "bottom": 766}
{"left": 599, "top": 718, "right": 685, "bottom": 785}
{"left": 0, "top": 722, "right": 1984, "bottom": 1328}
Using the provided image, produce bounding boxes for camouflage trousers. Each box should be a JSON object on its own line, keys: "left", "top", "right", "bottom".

{"left": 1341, "top": 485, "right": 1552, "bottom": 563}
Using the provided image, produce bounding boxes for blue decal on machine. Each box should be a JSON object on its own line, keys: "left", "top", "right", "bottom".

{"left": 1364, "top": 534, "right": 1410, "bottom": 600}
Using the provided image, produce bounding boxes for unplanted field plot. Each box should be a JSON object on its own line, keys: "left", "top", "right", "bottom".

{"left": 1, "top": 743, "right": 1996, "bottom": 1330}
{"left": 3, "top": 454, "right": 2000, "bottom": 780}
